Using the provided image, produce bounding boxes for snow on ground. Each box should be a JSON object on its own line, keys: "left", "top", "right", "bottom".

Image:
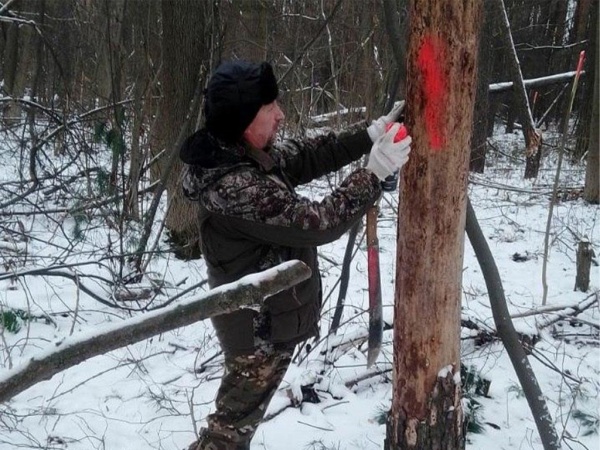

{"left": 0, "top": 123, "right": 598, "bottom": 449}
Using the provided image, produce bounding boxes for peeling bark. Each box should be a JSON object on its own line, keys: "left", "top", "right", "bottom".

{"left": 386, "top": 368, "right": 464, "bottom": 449}
{"left": 386, "top": 1, "right": 482, "bottom": 448}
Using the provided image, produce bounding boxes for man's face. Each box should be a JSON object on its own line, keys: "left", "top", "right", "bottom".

{"left": 243, "top": 101, "right": 285, "bottom": 149}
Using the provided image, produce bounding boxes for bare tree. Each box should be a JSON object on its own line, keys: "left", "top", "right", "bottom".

{"left": 573, "top": 0, "right": 596, "bottom": 161}
{"left": 153, "top": 0, "right": 210, "bottom": 259}
{"left": 385, "top": 1, "right": 482, "bottom": 448}
{"left": 491, "top": 0, "right": 542, "bottom": 179}
{"left": 1, "top": 4, "right": 26, "bottom": 119}
{"left": 125, "top": 1, "right": 160, "bottom": 220}
{"left": 583, "top": 19, "right": 599, "bottom": 204}
{"left": 470, "top": 2, "right": 494, "bottom": 173}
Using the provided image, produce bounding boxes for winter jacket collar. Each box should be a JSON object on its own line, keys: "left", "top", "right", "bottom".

{"left": 180, "top": 128, "right": 279, "bottom": 200}
{"left": 180, "top": 127, "right": 276, "bottom": 171}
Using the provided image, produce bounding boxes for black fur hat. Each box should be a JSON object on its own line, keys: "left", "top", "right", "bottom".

{"left": 204, "top": 61, "right": 278, "bottom": 144}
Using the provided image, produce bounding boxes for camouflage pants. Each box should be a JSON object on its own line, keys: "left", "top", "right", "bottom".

{"left": 189, "top": 342, "right": 295, "bottom": 450}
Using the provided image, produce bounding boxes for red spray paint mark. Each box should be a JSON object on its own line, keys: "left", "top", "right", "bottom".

{"left": 417, "top": 36, "right": 448, "bottom": 151}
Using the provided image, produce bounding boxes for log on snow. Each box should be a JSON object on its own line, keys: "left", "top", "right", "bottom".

{"left": 0, "top": 260, "right": 311, "bottom": 404}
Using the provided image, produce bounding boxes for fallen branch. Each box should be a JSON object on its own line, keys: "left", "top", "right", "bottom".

{"left": 570, "top": 318, "right": 599, "bottom": 329}
{"left": 344, "top": 365, "right": 392, "bottom": 389}
{"left": 0, "top": 260, "right": 311, "bottom": 404}
{"left": 488, "top": 70, "right": 585, "bottom": 93}
{"left": 537, "top": 291, "right": 598, "bottom": 330}
{"left": 321, "top": 328, "right": 370, "bottom": 364}
{"left": 296, "top": 420, "right": 333, "bottom": 432}
{"left": 461, "top": 317, "right": 538, "bottom": 351}
{"left": 510, "top": 291, "right": 598, "bottom": 320}
{"left": 469, "top": 174, "right": 552, "bottom": 195}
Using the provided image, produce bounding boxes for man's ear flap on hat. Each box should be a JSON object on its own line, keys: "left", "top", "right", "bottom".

{"left": 259, "top": 62, "right": 278, "bottom": 104}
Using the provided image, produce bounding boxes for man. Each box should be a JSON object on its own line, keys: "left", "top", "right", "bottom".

{"left": 180, "top": 60, "right": 411, "bottom": 450}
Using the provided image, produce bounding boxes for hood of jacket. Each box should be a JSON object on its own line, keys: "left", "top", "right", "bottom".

{"left": 180, "top": 128, "right": 254, "bottom": 201}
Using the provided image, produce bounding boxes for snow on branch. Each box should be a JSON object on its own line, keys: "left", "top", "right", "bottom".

{"left": 489, "top": 70, "right": 584, "bottom": 93}
{"left": 0, "top": 260, "right": 311, "bottom": 404}
{"left": 308, "top": 71, "right": 581, "bottom": 126}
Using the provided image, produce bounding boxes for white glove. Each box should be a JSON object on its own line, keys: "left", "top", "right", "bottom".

{"left": 367, "top": 100, "right": 405, "bottom": 142}
{"left": 366, "top": 123, "right": 411, "bottom": 181}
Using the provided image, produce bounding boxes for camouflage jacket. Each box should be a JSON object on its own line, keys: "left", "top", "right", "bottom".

{"left": 180, "top": 125, "right": 381, "bottom": 354}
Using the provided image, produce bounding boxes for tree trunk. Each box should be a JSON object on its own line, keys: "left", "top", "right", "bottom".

{"left": 102, "top": 0, "right": 127, "bottom": 195}
{"left": 574, "top": 240, "right": 594, "bottom": 292}
{"left": 583, "top": 17, "right": 599, "bottom": 204}
{"left": 124, "top": 0, "right": 156, "bottom": 220}
{"left": 574, "top": 0, "right": 597, "bottom": 161}
{"left": 470, "top": 3, "right": 494, "bottom": 173}
{"left": 382, "top": 0, "right": 408, "bottom": 101}
{"left": 541, "top": 0, "right": 568, "bottom": 128}
{"left": 238, "top": 0, "right": 270, "bottom": 61}
{"left": 30, "top": 0, "right": 46, "bottom": 102}
{"left": 385, "top": 1, "right": 481, "bottom": 449}
{"left": 156, "top": 0, "right": 209, "bottom": 259}
{"left": 10, "top": 4, "right": 35, "bottom": 113}
{"left": 2, "top": 21, "right": 20, "bottom": 120}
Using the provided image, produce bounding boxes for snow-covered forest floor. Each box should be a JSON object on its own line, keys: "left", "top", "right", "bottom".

{"left": 0, "top": 121, "right": 598, "bottom": 450}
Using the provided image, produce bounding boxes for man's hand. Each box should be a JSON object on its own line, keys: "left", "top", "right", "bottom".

{"left": 366, "top": 123, "right": 411, "bottom": 181}
{"left": 367, "top": 100, "right": 405, "bottom": 143}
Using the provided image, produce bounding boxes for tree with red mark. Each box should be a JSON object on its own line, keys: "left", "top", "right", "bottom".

{"left": 385, "top": 1, "right": 482, "bottom": 449}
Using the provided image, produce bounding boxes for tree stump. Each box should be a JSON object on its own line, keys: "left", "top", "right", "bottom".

{"left": 574, "top": 239, "right": 595, "bottom": 292}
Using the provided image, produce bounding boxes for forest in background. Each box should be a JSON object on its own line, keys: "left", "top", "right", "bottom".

{"left": 1, "top": 2, "right": 597, "bottom": 263}
{"left": 0, "top": 1, "right": 598, "bottom": 449}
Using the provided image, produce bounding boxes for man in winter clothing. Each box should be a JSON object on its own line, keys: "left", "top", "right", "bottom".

{"left": 180, "top": 60, "right": 411, "bottom": 450}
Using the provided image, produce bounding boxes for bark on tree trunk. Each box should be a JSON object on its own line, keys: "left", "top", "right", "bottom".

{"left": 575, "top": 0, "right": 597, "bottom": 161}
{"left": 127, "top": 79, "right": 144, "bottom": 220}
{"left": 125, "top": 1, "right": 155, "bottom": 220}
{"left": 382, "top": 0, "right": 408, "bottom": 101}
{"left": 103, "top": 0, "right": 127, "bottom": 195}
{"left": 2, "top": 21, "right": 19, "bottom": 120}
{"left": 583, "top": 8, "right": 599, "bottom": 204}
{"left": 583, "top": 97, "right": 599, "bottom": 203}
{"left": 470, "top": 3, "right": 494, "bottom": 173}
{"left": 30, "top": 0, "right": 46, "bottom": 102}
{"left": 385, "top": 1, "right": 482, "bottom": 448}
{"left": 156, "top": 0, "right": 207, "bottom": 259}
{"left": 238, "top": 0, "right": 269, "bottom": 61}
